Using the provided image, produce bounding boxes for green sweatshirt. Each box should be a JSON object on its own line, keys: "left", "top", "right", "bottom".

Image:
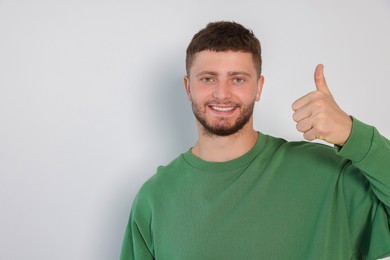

{"left": 121, "top": 118, "right": 390, "bottom": 260}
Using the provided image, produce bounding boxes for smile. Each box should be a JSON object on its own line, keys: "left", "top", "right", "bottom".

{"left": 210, "top": 106, "right": 236, "bottom": 112}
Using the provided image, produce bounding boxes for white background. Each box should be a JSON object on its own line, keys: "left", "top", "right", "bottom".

{"left": 1, "top": 0, "right": 390, "bottom": 259}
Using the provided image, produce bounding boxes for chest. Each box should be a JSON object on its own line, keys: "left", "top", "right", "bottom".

{"left": 151, "top": 164, "right": 350, "bottom": 259}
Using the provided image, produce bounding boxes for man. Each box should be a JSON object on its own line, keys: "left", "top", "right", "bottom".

{"left": 120, "top": 21, "right": 390, "bottom": 259}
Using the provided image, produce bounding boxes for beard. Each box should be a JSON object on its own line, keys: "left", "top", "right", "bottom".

{"left": 191, "top": 100, "right": 255, "bottom": 137}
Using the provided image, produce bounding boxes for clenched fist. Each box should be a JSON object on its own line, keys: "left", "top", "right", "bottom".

{"left": 292, "top": 64, "right": 352, "bottom": 146}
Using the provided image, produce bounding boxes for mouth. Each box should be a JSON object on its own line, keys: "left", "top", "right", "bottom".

{"left": 208, "top": 104, "right": 238, "bottom": 116}
{"left": 210, "top": 106, "right": 236, "bottom": 112}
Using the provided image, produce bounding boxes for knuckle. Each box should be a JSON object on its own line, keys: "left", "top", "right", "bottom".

{"left": 313, "top": 99, "right": 326, "bottom": 110}
{"left": 296, "top": 123, "right": 302, "bottom": 132}
{"left": 303, "top": 132, "right": 314, "bottom": 141}
{"left": 292, "top": 113, "right": 299, "bottom": 122}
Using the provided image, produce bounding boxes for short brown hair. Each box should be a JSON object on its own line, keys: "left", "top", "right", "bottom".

{"left": 186, "top": 21, "right": 262, "bottom": 76}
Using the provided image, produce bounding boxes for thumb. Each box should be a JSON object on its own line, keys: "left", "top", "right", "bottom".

{"left": 314, "top": 64, "right": 332, "bottom": 96}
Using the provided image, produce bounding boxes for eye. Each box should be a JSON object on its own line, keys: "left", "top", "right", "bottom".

{"left": 201, "top": 77, "right": 214, "bottom": 83}
{"left": 233, "top": 77, "right": 245, "bottom": 84}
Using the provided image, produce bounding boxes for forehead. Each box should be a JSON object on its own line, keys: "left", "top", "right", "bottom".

{"left": 190, "top": 50, "right": 256, "bottom": 76}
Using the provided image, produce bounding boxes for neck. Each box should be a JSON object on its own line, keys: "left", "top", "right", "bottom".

{"left": 191, "top": 121, "right": 259, "bottom": 162}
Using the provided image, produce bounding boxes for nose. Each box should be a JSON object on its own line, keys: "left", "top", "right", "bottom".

{"left": 212, "top": 82, "right": 231, "bottom": 100}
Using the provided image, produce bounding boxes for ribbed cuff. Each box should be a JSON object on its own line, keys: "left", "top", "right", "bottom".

{"left": 335, "top": 117, "right": 374, "bottom": 163}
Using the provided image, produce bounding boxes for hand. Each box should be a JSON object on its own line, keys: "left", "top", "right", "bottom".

{"left": 292, "top": 64, "right": 352, "bottom": 146}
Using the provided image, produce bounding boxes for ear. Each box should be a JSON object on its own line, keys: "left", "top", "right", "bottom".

{"left": 255, "top": 76, "right": 264, "bottom": 101}
{"left": 184, "top": 76, "right": 192, "bottom": 101}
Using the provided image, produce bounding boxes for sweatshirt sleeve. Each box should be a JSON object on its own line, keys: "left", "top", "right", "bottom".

{"left": 336, "top": 117, "right": 390, "bottom": 259}
{"left": 120, "top": 192, "right": 155, "bottom": 260}
{"left": 336, "top": 117, "right": 390, "bottom": 207}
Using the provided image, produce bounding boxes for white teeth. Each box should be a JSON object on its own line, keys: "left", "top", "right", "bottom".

{"left": 212, "top": 106, "right": 235, "bottom": 112}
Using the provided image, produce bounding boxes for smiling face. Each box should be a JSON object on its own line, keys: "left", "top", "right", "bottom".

{"left": 184, "top": 50, "right": 264, "bottom": 137}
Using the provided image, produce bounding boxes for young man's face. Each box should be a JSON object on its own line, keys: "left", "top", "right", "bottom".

{"left": 184, "top": 50, "right": 264, "bottom": 136}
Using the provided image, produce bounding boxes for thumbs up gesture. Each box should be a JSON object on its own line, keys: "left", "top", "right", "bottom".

{"left": 292, "top": 64, "right": 352, "bottom": 146}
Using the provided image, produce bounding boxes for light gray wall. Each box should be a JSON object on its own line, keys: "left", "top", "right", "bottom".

{"left": 1, "top": 0, "right": 389, "bottom": 259}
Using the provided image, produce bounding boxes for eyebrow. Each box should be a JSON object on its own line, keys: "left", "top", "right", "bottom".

{"left": 228, "top": 71, "right": 252, "bottom": 78}
{"left": 195, "top": 71, "right": 218, "bottom": 78}
{"left": 195, "top": 71, "right": 252, "bottom": 78}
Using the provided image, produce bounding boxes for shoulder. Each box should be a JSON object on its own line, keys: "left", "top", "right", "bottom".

{"left": 267, "top": 134, "right": 332, "bottom": 156}
{"left": 266, "top": 135, "right": 348, "bottom": 171}
{"left": 135, "top": 153, "right": 188, "bottom": 200}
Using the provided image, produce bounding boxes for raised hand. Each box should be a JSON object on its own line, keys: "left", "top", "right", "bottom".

{"left": 292, "top": 64, "right": 352, "bottom": 146}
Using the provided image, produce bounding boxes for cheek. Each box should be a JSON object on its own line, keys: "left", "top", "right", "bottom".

{"left": 189, "top": 88, "right": 210, "bottom": 103}
{"left": 235, "top": 90, "right": 257, "bottom": 103}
